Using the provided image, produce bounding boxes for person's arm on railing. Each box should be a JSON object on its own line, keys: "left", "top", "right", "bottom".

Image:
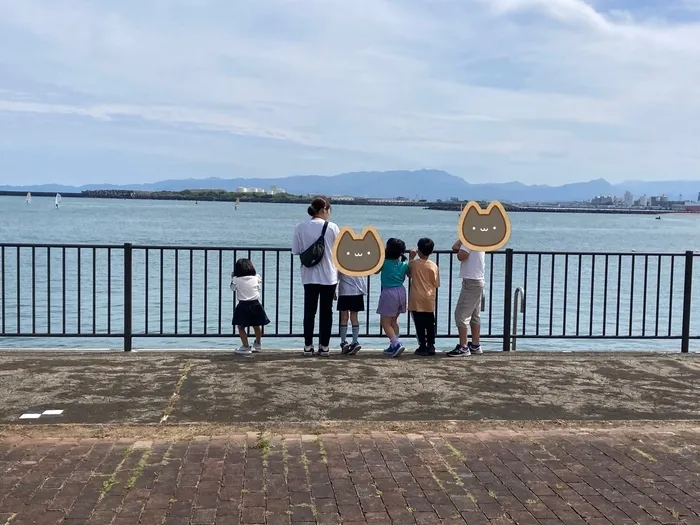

{"left": 451, "top": 239, "right": 462, "bottom": 252}
{"left": 406, "top": 249, "right": 417, "bottom": 277}
{"left": 456, "top": 243, "right": 469, "bottom": 262}
{"left": 229, "top": 274, "right": 237, "bottom": 292}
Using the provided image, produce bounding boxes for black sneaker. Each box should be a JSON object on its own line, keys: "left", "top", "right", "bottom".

{"left": 426, "top": 345, "right": 436, "bottom": 356}
{"left": 348, "top": 342, "right": 362, "bottom": 355}
{"left": 414, "top": 344, "right": 427, "bottom": 355}
{"left": 415, "top": 345, "right": 435, "bottom": 357}
{"left": 340, "top": 341, "right": 352, "bottom": 354}
{"left": 445, "top": 345, "right": 470, "bottom": 357}
{"left": 303, "top": 346, "right": 315, "bottom": 357}
{"left": 318, "top": 346, "right": 330, "bottom": 357}
{"left": 468, "top": 342, "right": 483, "bottom": 355}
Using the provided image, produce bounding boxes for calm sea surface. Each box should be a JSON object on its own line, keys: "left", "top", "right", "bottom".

{"left": 2, "top": 195, "right": 700, "bottom": 352}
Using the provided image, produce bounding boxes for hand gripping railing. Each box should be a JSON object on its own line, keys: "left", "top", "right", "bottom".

{"left": 511, "top": 286, "right": 525, "bottom": 350}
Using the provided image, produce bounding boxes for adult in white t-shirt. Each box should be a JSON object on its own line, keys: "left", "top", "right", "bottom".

{"left": 291, "top": 197, "right": 340, "bottom": 356}
{"left": 448, "top": 239, "right": 485, "bottom": 356}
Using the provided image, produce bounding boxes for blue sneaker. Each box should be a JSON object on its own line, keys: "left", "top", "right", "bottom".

{"left": 390, "top": 343, "right": 405, "bottom": 357}
{"left": 383, "top": 346, "right": 394, "bottom": 356}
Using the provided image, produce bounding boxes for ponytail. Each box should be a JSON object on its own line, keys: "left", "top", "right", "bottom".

{"left": 308, "top": 196, "right": 330, "bottom": 217}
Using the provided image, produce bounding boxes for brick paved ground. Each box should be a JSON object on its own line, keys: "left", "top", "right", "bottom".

{"left": 1, "top": 429, "right": 700, "bottom": 524}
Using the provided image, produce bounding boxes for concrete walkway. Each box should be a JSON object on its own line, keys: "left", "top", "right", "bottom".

{"left": 0, "top": 351, "right": 699, "bottom": 428}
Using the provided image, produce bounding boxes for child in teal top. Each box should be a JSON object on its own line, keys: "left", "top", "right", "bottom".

{"left": 376, "top": 238, "right": 411, "bottom": 357}
{"left": 380, "top": 257, "right": 409, "bottom": 288}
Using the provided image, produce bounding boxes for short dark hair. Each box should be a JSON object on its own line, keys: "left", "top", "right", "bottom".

{"left": 417, "top": 238, "right": 434, "bottom": 256}
{"left": 385, "top": 238, "right": 406, "bottom": 261}
{"left": 233, "top": 258, "right": 256, "bottom": 277}
{"left": 307, "top": 196, "right": 331, "bottom": 217}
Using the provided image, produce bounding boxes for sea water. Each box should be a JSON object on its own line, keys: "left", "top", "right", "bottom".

{"left": 1, "top": 196, "right": 700, "bottom": 352}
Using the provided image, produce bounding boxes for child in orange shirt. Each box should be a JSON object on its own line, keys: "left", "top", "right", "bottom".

{"left": 408, "top": 238, "right": 440, "bottom": 356}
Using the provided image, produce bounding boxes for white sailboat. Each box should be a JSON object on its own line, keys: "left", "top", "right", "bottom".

{"left": 235, "top": 197, "right": 239, "bottom": 210}
{"left": 25, "top": 192, "right": 31, "bottom": 204}
{"left": 54, "top": 193, "right": 62, "bottom": 208}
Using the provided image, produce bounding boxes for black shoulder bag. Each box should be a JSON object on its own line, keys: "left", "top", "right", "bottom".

{"left": 299, "top": 221, "right": 329, "bottom": 268}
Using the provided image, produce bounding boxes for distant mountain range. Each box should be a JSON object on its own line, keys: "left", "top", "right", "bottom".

{"left": 2, "top": 170, "right": 698, "bottom": 203}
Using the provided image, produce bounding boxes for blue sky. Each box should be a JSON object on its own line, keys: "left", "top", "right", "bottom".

{"left": 1, "top": 0, "right": 699, "bottom": 186}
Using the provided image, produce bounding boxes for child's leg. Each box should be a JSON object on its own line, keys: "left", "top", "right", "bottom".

{"left": 412, "top": 312, "right": 426, "bottom": 347}
{"left": 381, "top": 316, "right": 396, "bottom": 340}
{"left": 237, "top": 326, "right": 249, "bottom": 347}
{"left": 426, "top": 313, "right": 436, "bottom": 347}
{"left": 391, "top": 315, "right": 400, "bottom": 338}
{"left": 339, "top": 310, "right": 349, "bottom": 343}
{"left": 253, "top": 325, "right": 262, "bottom": 344}
{"left": 350, "top": 311, "right": 360, "bottom": 343}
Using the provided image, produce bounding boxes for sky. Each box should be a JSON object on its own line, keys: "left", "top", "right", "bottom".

{"left": 1, "top": 0, "right": 700, "bottom": 187}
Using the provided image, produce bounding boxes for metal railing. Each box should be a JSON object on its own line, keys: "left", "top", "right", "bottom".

{"left": 0, "top": 243, "right": 697, "bottom": 352}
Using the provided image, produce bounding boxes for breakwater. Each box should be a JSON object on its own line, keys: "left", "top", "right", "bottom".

{"left": 2, "top": 190, "right": 679, "bottom": 213}
{"left": 426, "top": 202, "right": 673, "bottom": 214}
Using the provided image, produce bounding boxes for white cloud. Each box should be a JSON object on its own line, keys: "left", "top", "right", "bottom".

{"left": 0, "top": 0, "right": 700, "bottom": 184}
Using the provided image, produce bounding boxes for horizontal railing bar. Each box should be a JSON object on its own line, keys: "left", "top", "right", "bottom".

{"left": 1, "top": 243, "right": 690, "bottom": 257}
{"left": 0, "top": 333, "right": 125, "bottom": 338}
{"left": 0, "top": 243, "right": 123, "bottom": 249}
{"left": 130, "top": 333, "right": 506, "bottom": 338}
{"left": 511, "top": 250, "right": 688, "bottom": 256}
{"left": 130, "top": 245, "right": 294, "bottom": 252}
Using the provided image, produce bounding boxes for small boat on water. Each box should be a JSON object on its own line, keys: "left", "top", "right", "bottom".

{"left": 54, "top": 193, "right": 62, "bottom": 208}
{"left": 25, "top": 192, "right": 31, "bottom": 204}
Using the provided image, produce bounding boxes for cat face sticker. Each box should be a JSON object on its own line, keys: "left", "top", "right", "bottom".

{"left": 332, "top": 226, "right": 384, "bottom": 276}
{"left": 458, "top": 201, "right": 511, "bottom": 251}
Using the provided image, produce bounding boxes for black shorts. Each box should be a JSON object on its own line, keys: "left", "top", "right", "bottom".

{"left": 337, "top": 295, "right": 364, "bottom": 312}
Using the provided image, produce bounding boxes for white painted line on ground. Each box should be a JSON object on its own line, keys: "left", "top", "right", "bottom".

{"left": 19, "top": 413, "right": 41, "bottom": 419}
{"left": 42, "top": 410, "right": 63, "bottom": 415}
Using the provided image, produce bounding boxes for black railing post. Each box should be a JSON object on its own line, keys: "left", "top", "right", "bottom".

{"left": 124, "top": 243, "right": 133, "bottom": 352}
{"left": 681, "top": 250, "right": 693, "bottom": 353}
{"left": 503, "top": 248, "right": 514, "bottom": 351}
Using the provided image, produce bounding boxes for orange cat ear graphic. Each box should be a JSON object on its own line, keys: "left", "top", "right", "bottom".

{"left": 458, "top": 201, "right": 511, "bottom": 251}
{"left": 333, "top": 226, "right": 385, "bottom": 276}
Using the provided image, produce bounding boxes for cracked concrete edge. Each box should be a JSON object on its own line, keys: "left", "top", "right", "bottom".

{"left": 1, "top": 419, "right": 700, "bottom": 440}
{"left": 159, "top": 359, "right": 194, "bottom": 423}
{"left": 0, "top": 350, "right": 698, "bottom": 358}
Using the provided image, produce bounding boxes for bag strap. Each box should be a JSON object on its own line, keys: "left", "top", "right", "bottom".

{"left": 320, "top": 221, "right": 328, "bottom": 238}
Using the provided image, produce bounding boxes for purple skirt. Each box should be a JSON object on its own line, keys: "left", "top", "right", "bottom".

{"left": 376, "top": 286, "right": 407, "bottom": 316}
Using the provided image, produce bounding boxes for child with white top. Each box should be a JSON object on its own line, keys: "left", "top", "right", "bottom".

{"left": 336, "top": 272, "right": 367, "bottom": 355}
{"left": 230, "top": 258, "right": 270, "bottom": 355}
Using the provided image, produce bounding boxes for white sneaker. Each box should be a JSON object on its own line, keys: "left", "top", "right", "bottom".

{"left": 469, "top": 343, "right": 483, "bottom": 355}
{"left": 235, "top": 346, "right": 253, "bottom": 355}
{"left": 318, "top": 345, "right": 330, "bottom": 357}
{"left": 252, "top": 341, "right": 261, "bottom": 353}
{"left": 303, "top": 346, "right": 315, "bottom": 356}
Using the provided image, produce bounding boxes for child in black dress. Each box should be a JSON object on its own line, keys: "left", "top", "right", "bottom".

{"left": 230, "top": 258, "right": 270, "bottom": 355}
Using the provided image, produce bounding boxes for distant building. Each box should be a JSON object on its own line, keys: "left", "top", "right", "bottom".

{"left": 330, "top": 195, "right": 355, "bottom": 201}
{"left": 634, "top": 194, "right": 649, "bottom": 207}
{"left": 650, "top": 195, "right": 668, "bottom": 207}
{"left": 236, "top": 187, "right": 248, "bottom": 193}
{"left": 591, "top": 195, "right": 614, "bottom": 205}
{"left": 623, "top": 191, "right": 634, "bottom": 207}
